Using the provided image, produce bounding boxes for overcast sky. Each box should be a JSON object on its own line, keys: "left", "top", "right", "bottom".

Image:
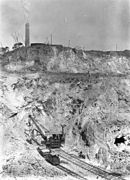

{"left": 0, "top": 0, "right": 130, "bottom": 50}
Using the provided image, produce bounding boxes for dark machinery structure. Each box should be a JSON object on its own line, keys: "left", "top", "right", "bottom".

{"left": 26, "top": 115, "right": 65, "bottom": 165}
{"left": 37, "top": 147, "right": 60, "bottom": 165}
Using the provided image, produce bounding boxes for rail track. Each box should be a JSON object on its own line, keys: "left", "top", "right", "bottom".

{"left": 2, "top": 67, "right": 128, "bottom": 83}
{"left": 38, "top": 71, "right": 128, "bottom": 84}
{"left": 56, "top": 164, "right": 88, "bottom": 180}
{"left": 35, "top": 157, "right": 88, "bottom": 180}
{"left": 58, "top": 149, "right": 125, "bottom": 180}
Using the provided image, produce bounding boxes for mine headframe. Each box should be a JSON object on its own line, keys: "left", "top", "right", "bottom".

{"left": 28, "top": 115, "right": 65, "bottom": 149}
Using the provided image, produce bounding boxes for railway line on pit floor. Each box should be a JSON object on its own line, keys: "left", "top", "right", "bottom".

{"left": 56, "top": 164, "right": 88, "bottom": 180}
{"left": 56, "top": 149, "right": 126, "bottom": 180}
{"left": 35, "top": 156, "right": 88, "bottom": 180}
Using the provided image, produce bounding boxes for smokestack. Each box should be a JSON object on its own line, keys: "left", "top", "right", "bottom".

{"left": 25, "top": 22, "right": 30, "bottom": 47}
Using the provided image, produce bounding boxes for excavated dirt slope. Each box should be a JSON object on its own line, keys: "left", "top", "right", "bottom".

{"left": 0, "top": 44, "right": 130, "bottom": 179}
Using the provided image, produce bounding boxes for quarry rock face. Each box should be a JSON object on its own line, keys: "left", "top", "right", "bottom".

{"left": 0, "top": 44, "right": 130, "bottom": 177}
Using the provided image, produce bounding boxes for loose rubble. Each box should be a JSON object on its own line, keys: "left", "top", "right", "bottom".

{"left": 0, "top": 45, "right": 130, "bottom": 179}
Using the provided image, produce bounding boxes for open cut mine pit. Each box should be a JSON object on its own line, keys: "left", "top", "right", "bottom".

{"left": 0, "top": 44, "right": 130, "bottom": 180}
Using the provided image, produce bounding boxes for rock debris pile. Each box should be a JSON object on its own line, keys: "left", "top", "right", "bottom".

{"left": 0, "top": 44, "right": 130, "bottom": 178}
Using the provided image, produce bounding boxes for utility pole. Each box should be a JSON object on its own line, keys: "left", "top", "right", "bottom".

{"left": 68, "top": 40, "right": 70, "bottom": 47}
{"left": 116, "top": 44, "right": 117, "bottom": 51}
{"left": 51, "top": 34, "right": 52, "bottom": 45}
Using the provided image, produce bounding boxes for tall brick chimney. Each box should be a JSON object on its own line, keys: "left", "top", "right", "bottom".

{"left": 25, "top": 22, "right": 30, "bottom": 47}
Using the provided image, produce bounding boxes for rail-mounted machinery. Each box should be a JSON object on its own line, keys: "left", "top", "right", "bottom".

{"left": 25, "top": 114, "right": 65, "bottom": 165}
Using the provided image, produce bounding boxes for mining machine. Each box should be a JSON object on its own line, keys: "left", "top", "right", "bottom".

{"left": 25, "top": 115, "right": 65, "bottom": 165}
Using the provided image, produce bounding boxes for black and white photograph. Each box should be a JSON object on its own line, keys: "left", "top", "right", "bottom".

{"left": 0, "top": 0, "right": 130, "bottom": 179}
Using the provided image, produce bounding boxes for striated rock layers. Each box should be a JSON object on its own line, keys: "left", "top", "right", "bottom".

{"left": 0, "top": 44, "right": 130, "bottom": 176}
